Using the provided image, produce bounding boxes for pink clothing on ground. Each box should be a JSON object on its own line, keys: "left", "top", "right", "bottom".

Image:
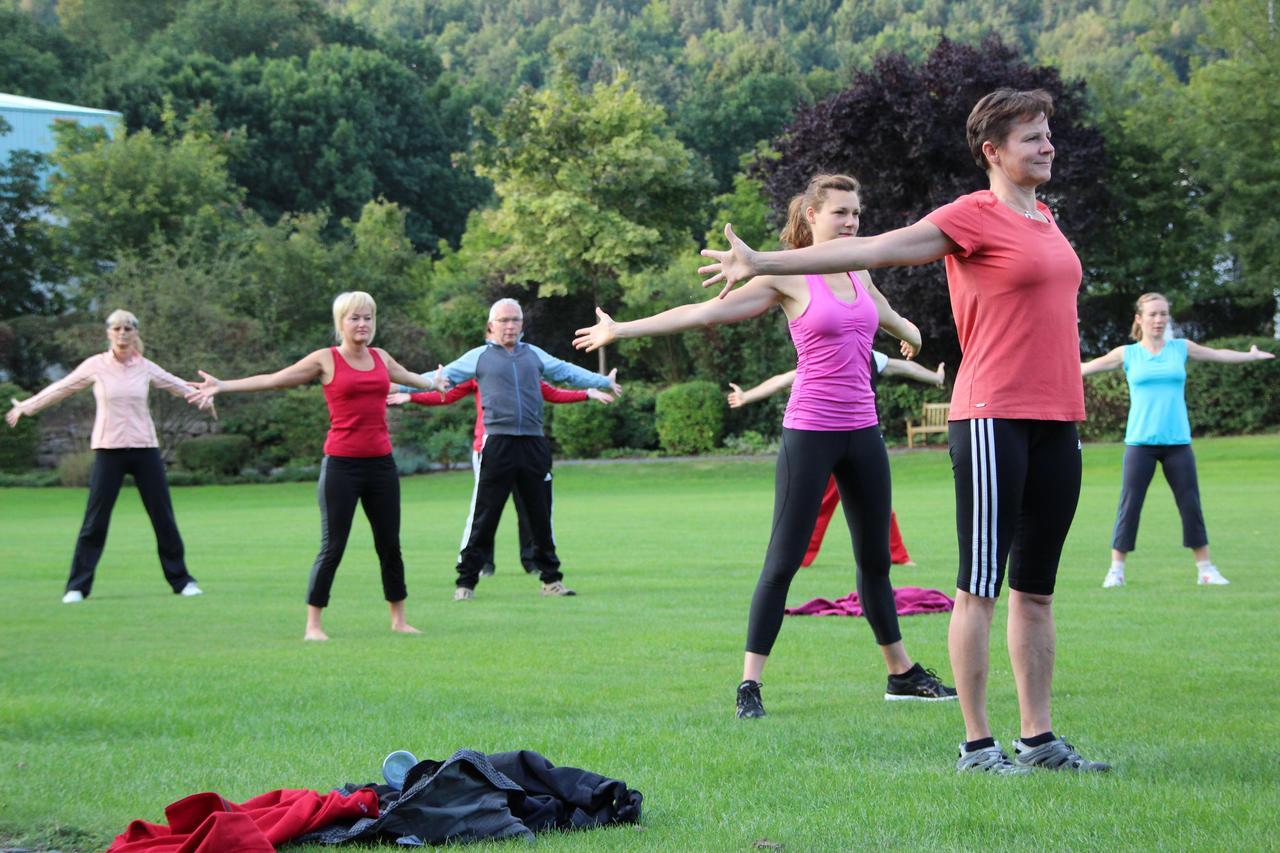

{"left": 783, "top": 272, "right": 880, "bottom": 431}
{"left": 16, "top": 351, "right": 195, "bottom": 449}
{"left": 784, "top": 585, "right": 954, "bottom": 617}
{"left": 924, "top": 190, "right": 1085, "bottom": 422}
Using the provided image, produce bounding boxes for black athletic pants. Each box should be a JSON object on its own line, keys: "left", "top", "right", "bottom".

{"left": 746, "top": 426, "right": 898, "bottom": 655}
{"left": 949, "top": 419, "right": 1081, "bottom": 598}
{"left": 473, "top": 450, "right": 548, "bottom": 575}
{"left": 457, "top": 435, "right": 561, "bottom": 589}
{"left": 308, "top": 454, "right": 406, "bottom": 608}
{"left": 66, "top": 448, "right": 195, "bottom": 597}
{"left": 1111, "top": 443, "right": 1207, "bottom": 552}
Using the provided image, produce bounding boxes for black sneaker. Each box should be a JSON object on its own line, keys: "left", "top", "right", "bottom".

{"left": 736, "top": 680, "right": 765, "bottom": 719}
{"left": 479, "top": 562, "right": 495, "bottom": 577}
{"left": 885, "top": 664, "right": 958, "bottom": 701}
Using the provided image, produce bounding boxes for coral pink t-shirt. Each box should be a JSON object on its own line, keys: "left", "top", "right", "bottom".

{"left": 924, "top": 190, "right": 1085, "bottom": 422}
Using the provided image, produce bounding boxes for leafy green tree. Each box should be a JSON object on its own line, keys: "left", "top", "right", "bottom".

{"left": 471, "top": 69, "right": 713, "bottom": 368}
{"left": 1, "top": 120, "right": 64, "bottom": 317}
{"left": 0, "top": 7, "right": 95, "bottom": 101}
{"left": 1173, "top": 0, "right": 1280, "bottom": 334}
{"left": 46, "top": 114, "right": 244, "bottom": 273}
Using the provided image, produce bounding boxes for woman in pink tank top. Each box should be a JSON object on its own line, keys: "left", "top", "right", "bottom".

{"left": 575, "top": 174, "right": 956, "bottom": 718}
{"left": 188, "top": 291, "right": 435, "bottom": 641}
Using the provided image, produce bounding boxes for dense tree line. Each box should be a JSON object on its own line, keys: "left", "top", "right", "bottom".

{"left": 0, "top": 0, "right": 1276, "bottom": 467}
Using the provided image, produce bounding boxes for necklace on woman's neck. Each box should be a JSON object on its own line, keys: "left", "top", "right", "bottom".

{"left": 1000, "top": 195, "right": 1038, "bottom": 219}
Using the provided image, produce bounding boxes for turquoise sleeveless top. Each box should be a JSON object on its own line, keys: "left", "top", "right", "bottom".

{"left": 1123, "top": 338, "right": 1191, "bottom": 445}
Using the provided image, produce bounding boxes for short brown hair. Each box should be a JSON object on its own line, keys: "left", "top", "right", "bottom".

{"left": 965, "top": 88, "right": 1055, "bottom": 172}
{"left": 779, "top": 173, "right": 861, "bottom": 249}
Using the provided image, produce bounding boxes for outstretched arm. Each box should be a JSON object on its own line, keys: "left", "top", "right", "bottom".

{"left": 5, "top": 357, "right": 97, "bottom": 426}
{"left": 1081, "top": 347, "right": 1125, "bottom": 377}
{"left": 882, "top": 358, "right": 945, "bottom": 387}
{"left": 727, "top": 370, "right": 797, "bottom": 408}
{"left": 699, "top": 220, "right": 957, "bottom": 297}
{"left": 1186, "top": 341, "right": 1276, "bottom": 364}
{"left": 574, "top": 277, "right": 783, "bottom": 352}
{"left": 187, "top": 349, "right": 328, "bottom": 407}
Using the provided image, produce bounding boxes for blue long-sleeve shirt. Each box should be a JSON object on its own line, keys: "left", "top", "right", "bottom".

{"left": 409, "top": 342, "right": 611, "bottom": 437}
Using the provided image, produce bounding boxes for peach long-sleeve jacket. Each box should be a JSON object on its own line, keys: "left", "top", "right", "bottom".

{"left": 16, "top": 351, "right": 196, "bottom": 449}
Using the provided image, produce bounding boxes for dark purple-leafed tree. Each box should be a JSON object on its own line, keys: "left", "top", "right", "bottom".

{"left": 755, "top": 36, "right": 1107, "bottom": 369}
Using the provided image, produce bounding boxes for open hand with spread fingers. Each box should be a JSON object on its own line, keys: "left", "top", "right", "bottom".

{"left": 698, "top": 224, "right": 759, "bottom": 299}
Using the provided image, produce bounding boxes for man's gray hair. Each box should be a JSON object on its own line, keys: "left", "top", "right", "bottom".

{"left": 488, "top": 298, "right": 523, "bottom": 322}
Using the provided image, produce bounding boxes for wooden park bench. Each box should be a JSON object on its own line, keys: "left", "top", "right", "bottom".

{"left": 905, "top": 402, "right": 950, "bottom": 448}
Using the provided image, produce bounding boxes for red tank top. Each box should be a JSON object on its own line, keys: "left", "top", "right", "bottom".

{"left": 322, "top": 347, "right": 393, "bottom": 457}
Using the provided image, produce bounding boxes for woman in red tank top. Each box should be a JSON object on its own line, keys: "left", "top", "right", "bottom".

{"left": 189, "top": 291, "right": 436, "bottom": 641}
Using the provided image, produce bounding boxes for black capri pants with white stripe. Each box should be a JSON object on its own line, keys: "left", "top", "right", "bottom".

{"left": 307, "top": 454, "right": 407, "bottom": 608}
{"left": 949, "top": 419, "right": 1081, "bottom": 598}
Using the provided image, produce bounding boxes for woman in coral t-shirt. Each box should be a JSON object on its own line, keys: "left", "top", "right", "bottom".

{"left": 188, "top": 291, "right": 433, "bottom": 641}
{"left": 699, "top": 89, "right": 1109, "bottom": 774}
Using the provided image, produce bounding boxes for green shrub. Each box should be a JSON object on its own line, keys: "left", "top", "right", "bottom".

{"left": 166, "top": 469, "right": 215, "bottom": 487}
{"left": 656, "top": 381, "right": 724, "bottom": 454}
{"left": 551, "top": 398, "right": 615, "bottom": 458}
{"left": 390, "top": 393, "right": 474, "bottom": 456}
{"left": 176, "top": 434, "right": 252, "bottom": 475}
{"left": 722, "top": 430, "right": 777, "bottom": 455}
{"left": 1186, "top": 337, "right": 1280, "bottom": 436}
{"left": 424, "top": 429, "right": 473, "bottom": 468}
{"left": 1080, "top": 369, "right": 1129, "bottom": 442}
{"left": 221, "top": 387, "right": 330, "bottom": 466}
{"left": 56, "top": 450, "right": 95, "bottom": 487}
{"left": 0, "top": 469, "right": 60, "bottom": 487}
{"left": 0, "top": 381, "right": 40, "bottom": 471}
{"left": 612, "top": 382, "right": 659, "bottom": 450}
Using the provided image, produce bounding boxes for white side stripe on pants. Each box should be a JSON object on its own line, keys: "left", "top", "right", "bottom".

{"left": 457, "top": 442, "right": 484, "bottom": 561}
{"left": 969, "top": 419, "right": 998, "bottom": 597}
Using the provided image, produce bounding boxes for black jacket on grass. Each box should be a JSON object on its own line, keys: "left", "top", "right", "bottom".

{"left": 297, "top": 749, "right": 643, "bottom": 846}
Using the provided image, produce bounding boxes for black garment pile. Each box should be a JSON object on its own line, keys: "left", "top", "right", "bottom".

{"left": 297, "top": 749, "right": 644, "bottom": 847}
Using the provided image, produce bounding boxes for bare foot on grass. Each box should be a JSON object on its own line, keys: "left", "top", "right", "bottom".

{"left": 304, "top": 627, "right": 329, "bottom": 641}
{"left": 391, "top": 622, "right": 421, "bottom": 635}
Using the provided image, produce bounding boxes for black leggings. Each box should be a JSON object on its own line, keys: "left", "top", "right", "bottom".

{"left": 1111, "top": 443, "right": 1207, "bottom": 552}
{"left": 308, "top": 454, "right": 406, "bottom": 608}
{"left": 746, "top": 426, "right": 898, "bottom": 655}
{"left": 67, "top": 448, "right": 195, "bottom": 597}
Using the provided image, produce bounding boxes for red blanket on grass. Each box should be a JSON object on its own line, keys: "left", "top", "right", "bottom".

{"left": 107, "top": 787, "right": 379, "bottom": 853}
{"left": 785, "top": 585, "right": 954, "bottom": 617}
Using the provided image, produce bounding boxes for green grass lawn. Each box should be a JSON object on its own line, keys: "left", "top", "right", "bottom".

{"left": 2, "top": 435, "right": 1277, "bottom": 851}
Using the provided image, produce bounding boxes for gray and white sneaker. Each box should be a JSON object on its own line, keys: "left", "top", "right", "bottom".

{"left": 1013, "top": 737, "right": 1111, "bottom": 772}
{"left": 956, "top": 742, "right": 1030, "bottom": 775}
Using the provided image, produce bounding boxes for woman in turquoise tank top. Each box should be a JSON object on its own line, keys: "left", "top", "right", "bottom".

{"left": 1081, "top": 292, "right": 1273, "bottom": 588}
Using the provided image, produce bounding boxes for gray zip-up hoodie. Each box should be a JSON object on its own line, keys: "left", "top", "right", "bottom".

{"left": 415, "top": 341, "right": 612, "bottom": 437}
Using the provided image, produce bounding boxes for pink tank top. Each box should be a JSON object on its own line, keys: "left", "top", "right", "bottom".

{"left": 323, "top": 347, "right": 393, "bottom": 457}
{"left": 783, "top": 272, "right": 879, "bottom": 431}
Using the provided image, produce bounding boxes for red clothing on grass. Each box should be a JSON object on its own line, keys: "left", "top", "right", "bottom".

{"left": 924, "top": 190, "right": 1084, "bottom": 422}
{"left": 322, "top": 347, "right": 392, "bottom": 457}
{"left": 107, "top": 787, "right": 379, "bottom": 853}
{"left": 785, "top": 586, "right": 954, "bottom": 617}
{"left": 801, "top": 476, "right": 911, "bottom": 567}
{"left": 410, "top": 379, "right": 587, "bottom": 451}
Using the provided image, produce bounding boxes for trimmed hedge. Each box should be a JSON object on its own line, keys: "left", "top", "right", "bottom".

{"left": 176, "top": 434, "right": 252, "bottom": 475}
{"left": 656, "top": 381, "right": 723, "bottom": 454}
{"left": 612, "top": 383, "right": 659, "bottom": 450}
{"left": 220, "top": 386, "right": 330, "bottom": 467}
{"left": 0, "top": 381, "right": 39, "bottom": 471}
{"left": 550, "top": 398, "right": 615, "bottom": 459}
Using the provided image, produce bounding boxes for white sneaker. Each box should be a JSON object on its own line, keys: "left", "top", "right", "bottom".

{"left": 453, "top": 587, "right": 474, "bottom": 601}
{"left": 180, "top": 582, "right": 204, "bottom": 596}
{"left": 1101, "top": 567, "right": 1125, "bottom": 588}
{"left": 61, "top": 590, "right": 84, "bottom": 604}
{"left": 1197, "top": 566, "right": 1229, "bottom": 586}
